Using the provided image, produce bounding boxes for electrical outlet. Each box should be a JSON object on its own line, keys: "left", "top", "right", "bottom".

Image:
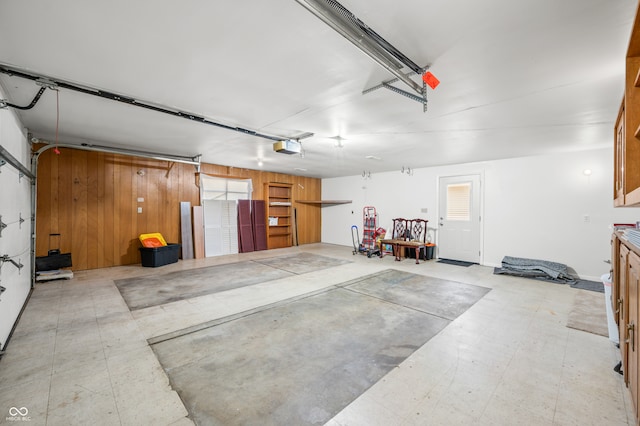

{"left": 137, "top": 207, "right": 143, "bottom": 214}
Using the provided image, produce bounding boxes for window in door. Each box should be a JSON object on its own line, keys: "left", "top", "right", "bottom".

{"left": 447, "top": 183, "right": 471, "bottom": 221}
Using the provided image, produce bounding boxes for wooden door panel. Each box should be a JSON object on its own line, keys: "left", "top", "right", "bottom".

{"left": 621, "top": 244, "right": 630, "bottom": 385}
{"left": 629, "top": 251, "right": 640, "bottom": 418}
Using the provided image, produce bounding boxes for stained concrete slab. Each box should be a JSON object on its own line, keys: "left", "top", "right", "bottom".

{"left": 115, "top": 261, "right": 292, "bottom": 310}
{"left": 115, "top": 254, "right": 350, "bottom": 311}
{"left": 253, "top": 252, "right": 351, "bottom": 274}
{"left": 151, "top": 270, "right": 490, "bottom": 425}
{"left": 344, "top": 269, "right": 491, "bottom": 320}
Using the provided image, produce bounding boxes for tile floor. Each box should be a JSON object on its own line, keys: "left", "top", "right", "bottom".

{"left": 0, "top": 243, "right": 633, "bottom": 425}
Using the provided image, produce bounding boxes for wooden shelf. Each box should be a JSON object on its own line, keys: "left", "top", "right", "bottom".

{"left": 296, "top": 200, "right": 352, "bottom": 206}
{"left": 265, "top": 182, "right": 293, "bottom": 249}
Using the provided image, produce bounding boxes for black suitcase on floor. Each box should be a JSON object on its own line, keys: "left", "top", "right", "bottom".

{"left": 36, "top": 233, "right": 72, "bottom": 271}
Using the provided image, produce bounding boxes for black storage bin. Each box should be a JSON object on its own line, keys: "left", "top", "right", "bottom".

{"left": 139, "top": 243, "right": 180, "bottom": 267}
{"left": 426, "top": 244, "right": 435, "bottom": 260}
{"left": 405, "top": 244, "right": 436, "bottom": 260}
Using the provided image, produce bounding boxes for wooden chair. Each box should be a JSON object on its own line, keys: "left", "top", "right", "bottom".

{"left": 378, "top": 218, "right": 408, "bottom": 260}
{"left": 407, "top": 219, "right": 429, "bottom": 260}
{"left": 392, "top": 218, "right": 409, "bottom": 239}
{"left": 381, "top": 218, "right": 430, "bottom": 263}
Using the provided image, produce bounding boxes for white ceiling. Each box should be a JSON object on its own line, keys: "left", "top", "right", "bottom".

{"left": 0, "top": 0, "right": 635, "bottom": 178}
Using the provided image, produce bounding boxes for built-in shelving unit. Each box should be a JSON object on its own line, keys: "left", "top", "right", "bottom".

{"left": 615, "top": 6, "right": 640, "bottom": 206}
{"left": 612, "top": 4, "right": 640, "bottom": 423}
{"left": 264, "top": 182, "right": 293, "bottom": 249}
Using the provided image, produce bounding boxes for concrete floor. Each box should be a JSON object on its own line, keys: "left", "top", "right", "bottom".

{"left": 114, "top": 253, "right": 351, "bottom": 311}
{"left": 0, "top": 243, "right": 634, "bottom": 425}
{"left": 152, "top": 269, "right": 489, "bottom": 425}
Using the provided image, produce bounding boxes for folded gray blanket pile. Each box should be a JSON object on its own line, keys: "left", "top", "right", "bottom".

{"left": 494, "top": 256, "right": 575, "bottom": 282}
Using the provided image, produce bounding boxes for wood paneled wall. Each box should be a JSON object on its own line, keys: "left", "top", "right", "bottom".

{"left": 35, "top": 147, "right": 321, "bottom": 271}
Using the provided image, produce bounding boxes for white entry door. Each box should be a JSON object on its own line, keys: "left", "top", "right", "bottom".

{"left": 438, "top": 174, "right": 482, "bottom": 263}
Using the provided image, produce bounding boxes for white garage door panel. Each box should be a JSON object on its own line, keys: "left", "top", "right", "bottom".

{"left": 0, "top": 103, "right": 33, "bottom": 351}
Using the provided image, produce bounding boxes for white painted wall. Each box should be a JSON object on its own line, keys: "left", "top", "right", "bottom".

{"left": 0, "top": 86, "right": 32, "bottom": 351}
{"left": 322, "top": 148, "right": 640, "bottom": 281}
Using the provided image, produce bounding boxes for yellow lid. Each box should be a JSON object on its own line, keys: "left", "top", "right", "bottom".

{"left": 139, "top": 233, "right": 167, "bottom": 247}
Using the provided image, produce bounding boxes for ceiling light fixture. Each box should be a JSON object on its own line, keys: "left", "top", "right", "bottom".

{"left": 331, "top": 135, "right": 346, "bottom": 148}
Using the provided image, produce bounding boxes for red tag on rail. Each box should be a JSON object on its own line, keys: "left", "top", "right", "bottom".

{"left": 422, "top": 71, "right": 440, "bottom": 89}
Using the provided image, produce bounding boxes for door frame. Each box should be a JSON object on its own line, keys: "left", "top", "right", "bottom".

{"left": 436, "top": 172, "right": 485, "bottom": 265}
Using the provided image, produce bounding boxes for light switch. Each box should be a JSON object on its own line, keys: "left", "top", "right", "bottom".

{"left": 137, "top": 197, "right": 144, "bottom": 202}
